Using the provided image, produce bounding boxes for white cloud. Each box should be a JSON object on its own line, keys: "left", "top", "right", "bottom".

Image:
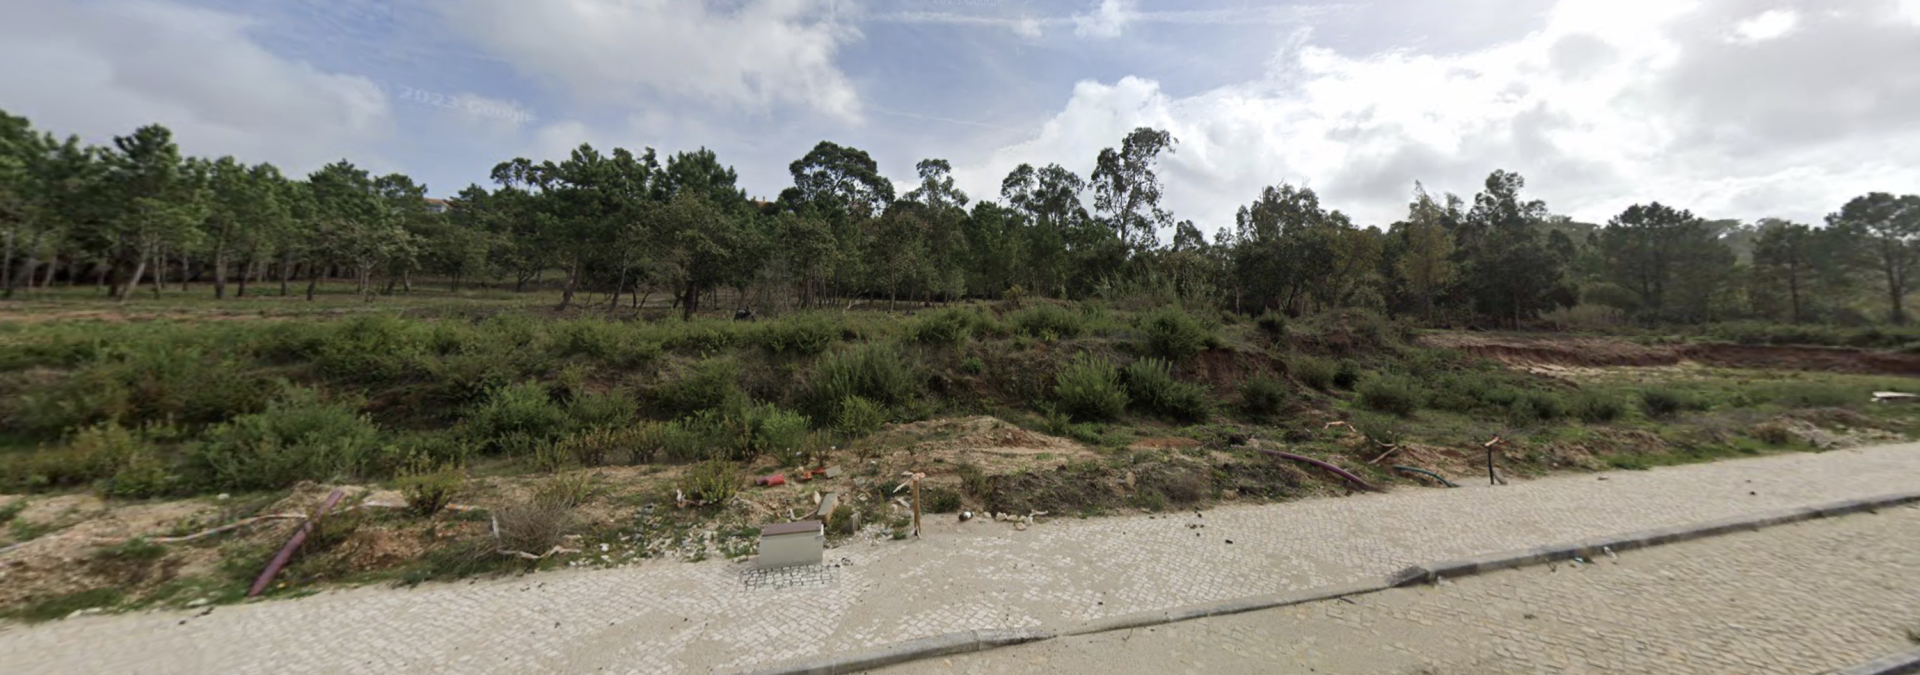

{"left": 441, "top": 0, "right": 862, "bottom": 120}
{"left": 955, "top": 0, "right": 1920, "bottom": 231}
{"left": 1074, "top": 0, "right": 1136, "bottom": 38}
{"left": 1014, "top": 16, "right": 1044, "bottom": 38}
{"left": 1730, "top": 9, "right": 1800, "bottom": 43}
{"left": 0, "top": 0, "right": 394, "bottom": 173}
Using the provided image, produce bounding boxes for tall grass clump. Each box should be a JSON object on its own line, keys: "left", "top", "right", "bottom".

{"left": 1570, "top": 390, "right": 1626, "bottom": 422}
{"left": 1641, "top": 387, "right": 1707, "bottom": 418}
{"left": 906, "top": 307, "right": 977, "bottom": 347}
{"left": 548, "top": 319, "right": 661, "bottom": 368}
{"left": 1009, "top": 304, "right": 1085, "bottom": 340}
{"left": 1054, "top": 354, "right": 1128, "bottom": 422}
{"left": 1136, "top": 307, "right": 1216, "bottom": 360}
{"left": 1123, "top": 357, "right": 1212, "bottom": 423}
{"left": 753, "top": 313, "right": 841, "bottom": 356}
{"left": 806, "top": 343, "right": 920, "bottom": 419}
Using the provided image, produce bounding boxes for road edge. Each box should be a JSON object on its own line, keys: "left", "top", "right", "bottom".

{"left": 1831, "top": 647, "right": 1920, "bottom": 675}
{"left": 734, "top": 490, "right": 1920, "bottom": 675}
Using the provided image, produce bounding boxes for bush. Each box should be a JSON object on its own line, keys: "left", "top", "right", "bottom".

{"left": 960, "top": 356, "right": 985, "bottom": 375}
{"left": 188, "top": 388, "right": 383, "bottom": 492}
{"left": 753, "top": 313, "right": 840, "bottom": 356}
{"left": 922, "top": 487, "right": 962, "bottom": 513}
{"left": 396, "top": 460, "right": 462, "bottom": 517}
{"left": 1123, "top": 358, "right": 1212, "bottom": 423}
{"left": 1136, "top": 308, "right": 1216, "bottom": 360}
{"left": 1754, "top": 421, "right": 1796, "bottom": 446}
{"left": 1350, "top": 412, "right": 1403, "bottom": 447}
{"left": 833, "top": 395, "right": 889, "bottom": 437}
{"left": 466, "top": 382, "right": 571, "bottom": 452}
{"left": 1054, "top": 354, "right": 1129, "bottom": 422}
{"left": 492, "top": 498, "right": 572, "bottom": 555}
{"left": 568, "top": 389, "right": 638, "bottom": 430}
{"left": 1764, "top": 382, "right": 1861, "bottom": 409}
{"left": 1291, "top": 355, "right": 1337, "bottom": 391}
{"left": 310, "top": 315, "right": 431, "bottom": 383}
{"left": 1332, "top": 359, "right": 1362, "bottom": 389}
{"left": 697, "top": 403, "right": 813, "bottom": 462}
{"left": 807, "top": 343, "right": 920, "bottom": 419}
{"left": 1255, "top": 310, "right": 1288, "bottom": 339}
{"left": 103, "top": 448, "right": 175, "bottom": 499}
{"left": 558, "top": 426, "right": 646, "bottom": 467}
{"left": 956, "top": 462, "right": 990, "bottom": 497}
{"left": 1641, "top": 388, "right": 1706, "bottom": 418}
{"left": 1570, "top": 391, "right": 1626, "bottom": 422}
{"left": 906, "top": 308, "right": 976, "bottom": 347}
{"left": 1240, "top": 373, "right": 1289, "bottom": 418}
{"left": 1356, "top": 374, "right": 1423, "bottom": 416}
{"left": 3, "top": 422, "right": 145, "bottom": 492}
{"left": 533, "top": 472, "right": 593, "bottom": 508}
{"left": 681, "top": 459, "right": 742, "bottom": 504}
{"left": 1009, "top": 304, "right": 1085, "bottom": 340}
{"left": 651, "top": 358, "right": 743, "bottom": 418}
{"left": 548, "top": 319, "right": 661, "bottom": 368}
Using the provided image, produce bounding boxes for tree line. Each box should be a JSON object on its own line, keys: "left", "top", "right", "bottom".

{"left": 3, "top": 109, "right": 1917, "bottom": 326}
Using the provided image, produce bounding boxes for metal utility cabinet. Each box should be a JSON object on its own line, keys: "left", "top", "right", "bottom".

{"left": 756, "top": 521, "right": 824, "bottom": 568}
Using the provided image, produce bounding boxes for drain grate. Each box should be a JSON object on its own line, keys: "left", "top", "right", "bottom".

{"left": 740, "top": 563, "right": 841, "bottom": 591}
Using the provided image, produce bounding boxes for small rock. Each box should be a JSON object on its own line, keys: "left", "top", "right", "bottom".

{"left": 186, "top": 598, "right": 210, "bottom": 608}
{"left": 1224, "top": 539, "right": 1234, "bottom": 545}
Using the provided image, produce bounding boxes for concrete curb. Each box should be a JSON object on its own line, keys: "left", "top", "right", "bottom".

{"left": 735, "top": 629, "right": 1053, "bottom": 675}
{"left": 733, "top": 490, "right": 1920, "bottom": 674}
{"left": 1829, "top": 648, "right": 1920, "bottom": 675}
{"left": 1397, "top": 491, "right": 1920, "bottom": 586}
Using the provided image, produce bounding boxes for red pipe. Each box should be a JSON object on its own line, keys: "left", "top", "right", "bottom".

{"left": 1254, "top": 448, "right": 1381, "bottom": 492}
{"left": 248, "top": 489, "right": 345, "bottom": 597}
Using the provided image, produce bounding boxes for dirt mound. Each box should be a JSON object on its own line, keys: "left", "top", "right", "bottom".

{"left": 1421, "top": 333, "right": 1920, "bottom": 376}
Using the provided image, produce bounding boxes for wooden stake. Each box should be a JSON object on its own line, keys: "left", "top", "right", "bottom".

{"left": 912, "top": 477, "right": 922, "bottom": 537}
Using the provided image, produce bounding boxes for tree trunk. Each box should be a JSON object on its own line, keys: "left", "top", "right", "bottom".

{"left": 40, "top": 253, "right": 57, "bottom": 289}
{"left": 180, "top": 253, "right": 191, "bottom": 292}
{"left": 306, "top": 262, "right": 320, "bottom": 301}
{"left": 558, "top": 257, "right": 580, "bottom": 310}
{"left": 1, "top": 229, "right": 14, "bottom": 299}
{"left": 680, "top": 283, "right": 699, "bottom": 321}
{"left": 120, "top": 249, "right": 149, "bottom": 303}
{"left": 280, "top": 251, "right": 293, "bottom": 296}
{"left": 401, "top": 269, "right": 412, "bottom": 294}
{"left": 213, "top": 244, "right": 229, "bottom": 299}
{"left": 150, "top": 246, "right": 165, "bottom": 298}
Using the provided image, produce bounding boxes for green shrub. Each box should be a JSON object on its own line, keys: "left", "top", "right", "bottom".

{"left": 1009, "top": 304, "right": 1084, "bottom": 340}
{"left": 396, "top": 460, "right": 462, "bottom": 516}
{"left": 807, "top": 343, "right": 920, "bottom": 419}
{"left": 1764, "top": 382, "right": 1861, "bottom": 409}
{"left": 833, "top": 395, "right": 889, "bottom": 437}
{"left": 651, "top": 358, "right": 744, "bottom": 418}
{"left": 1350, "top": 412, "right": 1403, "bottom": 446}
{"left": 922, "top": 487, "right": 962, "bottom": 513}
{"left": 103, "top": 448, "right": 175, "bottom": 499}
{"left": 956, "top": 462, "right": 990, "bottom": 497}
{"left": 3, "top": 421, "right": 168, "bottom": 493}
{"left": 1332, "top": 359, "right": 1362, "bottom": 389}
{"left": 1753, "top": 421, "right": 1795, "bottom": 446}
{"left": 95, "top": 536, "right": 166, "bottom": 565}
{"left": 753, "top": 313, "right": 840, "bottom": 356}
{"left": 466, "top": 382, "right": 571, "bottom": 451}
{"left": 1571, "top": 391, "right": 1625, "bottom": 423}
{"left": 1123, "top": 358, "right": 1211, "bottom": 423}
{"left": 533, "top": 472, "right": 593, "bottom": 508}
{"left": 548, "top": 319, "right": 660, "bottom": 368}
{"left": 1054, "top": 354, "right": 1129, "bottom": 422}
{"left": 1255, "top": 310, "right": 1288, "bottom": 339}
{"left": 311, "top": 315, "right": 431, "bottom": 383}
{"left": 681, "top": 459, "right": 742, "bottom": 504}
{"left": 1505, "top": 392, "right": 1567, "bottom": 423}
{"left": 1240, "top": 374, "right": 1289, "bottom": 418}
{"left": 8, "top": 588, "right": 124, "bottom": 623}
{"left": 960, "top": 356, "right": 985, "bottom": 375}
{"left": 655, "top": 420, "right": 713, "bottom": 463}
{"left": 568, "top": 389, "right": 638, "bottom": 430}
{"left": 1136, "top": 308, "right": 1216, "bottom": 360}
{"left": 188, "top": 388, "right": 383, "bottom": 491}
{"left": 1357, "top": 374, "right": 1423, "bottom": 416}
{"left": 1641, "top": 388, "right": 1705, "bottom": 418}
{"left": 906, "top": 308, "right": 976, "bottom": 347}
{"left": 1292, "top": 355, "right": 1337, "bottom": 391}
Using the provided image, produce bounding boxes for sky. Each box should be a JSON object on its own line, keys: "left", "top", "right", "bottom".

{"left": 3, "top": 0, "right": 1918, "bottom": 233}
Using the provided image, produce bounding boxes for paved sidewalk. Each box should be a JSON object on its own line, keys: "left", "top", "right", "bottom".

{"left": 885, "top": 504, "right": 1920, "bottom": 675}
{"left": 2, "top": 444, "right": 1918, "bottom": 674}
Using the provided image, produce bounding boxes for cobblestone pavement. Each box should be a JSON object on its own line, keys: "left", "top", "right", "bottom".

{"left": 2, "top": 444, "right": 1918, "bottom": 674}
{"left": 884, "top": 503, "right": 1920, "bottom": 675}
